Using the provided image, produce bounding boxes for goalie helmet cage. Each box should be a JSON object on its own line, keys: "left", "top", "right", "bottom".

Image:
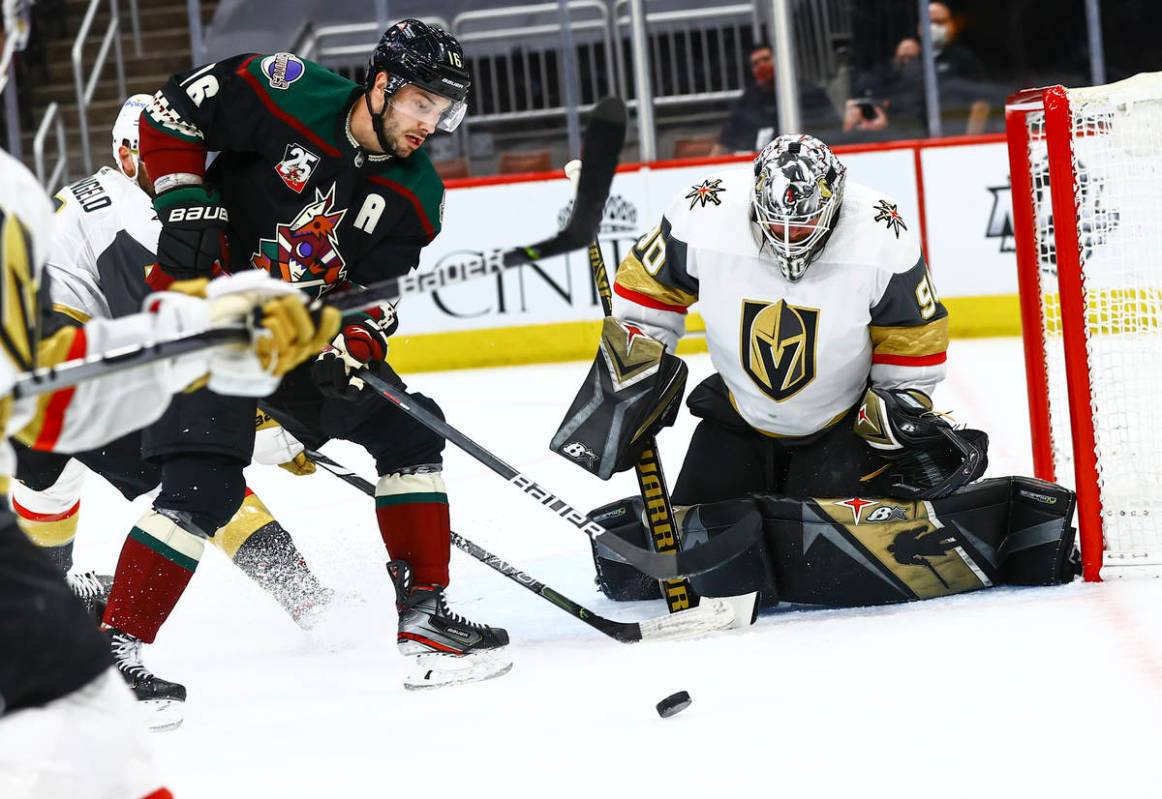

{"left": 1005, "top": 73, "right": 1162, "bottom": 581}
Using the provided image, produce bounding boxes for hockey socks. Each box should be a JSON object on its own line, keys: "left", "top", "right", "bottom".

{"left": 103, "top": 510, "right": 206, "bottom": 643}
{"left": 219, "top": 489, "right": 331, "bottom": 626}
{"left": 375, "top": 469, "right": 451, "bottom": 587}
{"left": 12, "top": 458, "right": 87, "bottom": 573}
{"left": 13, "top": 500, "right": 78, "bottom": 572}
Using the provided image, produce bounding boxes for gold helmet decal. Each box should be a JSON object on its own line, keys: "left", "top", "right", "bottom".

{"left": 740, "top": 298, "right": 819, "bottom": 401}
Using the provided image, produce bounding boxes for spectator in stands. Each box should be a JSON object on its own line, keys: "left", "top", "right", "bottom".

{"left": 711, "top": 43, "right": 837, "bottom": 155}
{"left": 843, "top": 1, "right": 990, "bottom": 138}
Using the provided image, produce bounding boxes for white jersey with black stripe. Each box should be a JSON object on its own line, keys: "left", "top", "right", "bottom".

{"left": 47, "top": 166, "right": 159, "bottom": 321}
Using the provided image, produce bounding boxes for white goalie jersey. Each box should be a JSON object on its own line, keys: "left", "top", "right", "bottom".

{"left": 47, "top": 166, "right": 160, "bottom": 322}
{"left": 0, "top": 149, "right": 202, "bottom": 480}
{"left": 611, "top": 166, "right": 948, "bottom": 438}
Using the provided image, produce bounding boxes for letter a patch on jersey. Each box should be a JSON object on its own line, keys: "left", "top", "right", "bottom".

{"left": 275, "top": 143, "right": 320, "bottom": 193}
{"left": 740, "top": 299, "right": 819, "bottom": 402}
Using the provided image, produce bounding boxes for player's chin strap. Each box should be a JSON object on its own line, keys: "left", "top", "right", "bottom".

{"left": 364, "top": 86, "right": 397, "bottom": 157}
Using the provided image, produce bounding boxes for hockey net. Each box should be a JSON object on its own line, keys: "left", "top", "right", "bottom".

{"left": 1005, "top": 73, "right": 1162, "bottom": 580}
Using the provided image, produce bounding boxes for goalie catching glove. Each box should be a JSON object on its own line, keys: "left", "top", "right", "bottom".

{"left": 550, "top": 317, "right": 687, "bottom": 480}
{"left": 312, "top": 301, "right": 398, "bottom": 399}
{"left": 853, "top": 385, "right": 988, "bottom": 499}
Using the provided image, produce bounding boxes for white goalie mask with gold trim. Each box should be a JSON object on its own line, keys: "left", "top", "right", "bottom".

{"left": 753, "top": 134, "right": 847, "bottom": 282}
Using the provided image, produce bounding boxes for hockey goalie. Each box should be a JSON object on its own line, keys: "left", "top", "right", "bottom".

{"left": 553, "top": 134, "right": 1079, "bottom": 608}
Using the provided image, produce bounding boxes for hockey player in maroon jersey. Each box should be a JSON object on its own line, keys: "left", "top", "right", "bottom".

{"left": 99, "top": 20, "right": 510, "bottom": 704}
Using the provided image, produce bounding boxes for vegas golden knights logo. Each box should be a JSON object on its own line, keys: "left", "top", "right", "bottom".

{"left": 741, "top": 299, "right": 819, "bottom": 402}
{"left": 0, "top": 210, "right": 40, "bottom": 372}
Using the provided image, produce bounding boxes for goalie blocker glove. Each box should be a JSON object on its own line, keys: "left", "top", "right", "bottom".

{"left": 153, "top": 185, "right": 230, "bottom": 280}
{"left": 551, "top": 317, "right": 687, "bottom": 480}
{"left": 312, "top": 301, "right": 399, "bottom": 399}
{"left": 854, "top": 385, "right": 988, "bottom": 499}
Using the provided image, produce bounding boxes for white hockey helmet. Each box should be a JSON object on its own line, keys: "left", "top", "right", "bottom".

{"left": 752, "top": 134, "right": 846, "bottom": 281}
{"left": 111, "top": 93, "right": 152, "bottom": 177}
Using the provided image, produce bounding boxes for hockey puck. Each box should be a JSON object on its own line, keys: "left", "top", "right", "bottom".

{"left": 656, "top": 691, "right": 692, "bottom": 718}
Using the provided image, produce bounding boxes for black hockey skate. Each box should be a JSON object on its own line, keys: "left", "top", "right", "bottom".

{"left": 67, "top": 570, "right": 113, "bottom": 623}
{"left": 387, "top": 560, "right": 512, "bottom": 690}
{"left": 106, "top": 627, "right": 186, "bottom": 731}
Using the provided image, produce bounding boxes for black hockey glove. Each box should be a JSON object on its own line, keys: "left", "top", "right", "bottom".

{"left": 312, "top": 302, "right": 398, "bottom": 400}
{"left": 853, "top": 385, "right": 988, "bottom": 499}
{"left": 153, "top": 185, "right": 230, "bottom": 280}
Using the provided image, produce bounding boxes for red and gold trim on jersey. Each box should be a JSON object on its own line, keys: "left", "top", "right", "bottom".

{"left": 13, "top": 326, "right": 89, "bottom": 451}
{"left": 613, "top": 248, "right": 697, "bottom": 314}
{"left": 869, "top": 316, "right": 949, "bottom": 367}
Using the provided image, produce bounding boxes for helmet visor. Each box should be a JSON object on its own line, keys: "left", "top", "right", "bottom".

{"left": 388, "top": 85, "right": 467, "bottom": 133}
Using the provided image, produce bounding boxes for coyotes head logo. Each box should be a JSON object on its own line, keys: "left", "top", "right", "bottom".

{"left": 252, "top": 184, "right": 347, "bottom": 295}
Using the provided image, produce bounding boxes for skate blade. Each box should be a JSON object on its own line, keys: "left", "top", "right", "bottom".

{"left": 139, "top": 698, "right": 185, "bottom": 732}
{"left": 403, "top": 650, "right": 513, "bottom": 691}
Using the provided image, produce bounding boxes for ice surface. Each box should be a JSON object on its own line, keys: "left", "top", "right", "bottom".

{"left": 69, "top": 339, "right": 1162, "bottom": 798}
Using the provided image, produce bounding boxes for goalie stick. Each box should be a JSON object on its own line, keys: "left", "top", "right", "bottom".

{"left": 10, "top": 97, "right": 629, "bottom": 400}
{"left": 355, "top": 366, "right": 763, "bottom": 580}
{"left": 563, "top": 158, "right": 696, "bottom": 616}
{"left": 304, "top": 448, "right": 758, "bottom": 642}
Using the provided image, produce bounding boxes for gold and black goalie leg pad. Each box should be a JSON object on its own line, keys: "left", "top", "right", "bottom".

{"left": 747, "top": 476, "right": 1078, "bottom": 607}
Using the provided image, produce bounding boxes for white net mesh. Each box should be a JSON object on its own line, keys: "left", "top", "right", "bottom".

{"left": 1026, "top": 75, "right": 1162, "bottom": 570}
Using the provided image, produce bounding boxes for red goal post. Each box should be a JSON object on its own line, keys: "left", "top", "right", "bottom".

{"left": 1005, "top": 74, "right": 1162, "bottom": 581}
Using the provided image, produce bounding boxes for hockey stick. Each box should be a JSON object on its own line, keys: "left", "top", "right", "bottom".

{"left": 564, "top": 159, "right": 697, "bottom": 615}
{"left": 10, "top": 97, "right": 629, "bottom": 401}
{"left": 355, "top": 366, "right": 762, "bottom": 580}
{"left": 304, "top": 448, "right": 758, "bottom": 642}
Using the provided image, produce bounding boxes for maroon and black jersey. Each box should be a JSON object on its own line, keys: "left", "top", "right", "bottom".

{"left": 140, "top": 52, "right": 444, "bottom": 298}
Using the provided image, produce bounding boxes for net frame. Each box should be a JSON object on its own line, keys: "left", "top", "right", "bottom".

{"left": 1005, "top": 74, "right": 1162, "bottom": 581}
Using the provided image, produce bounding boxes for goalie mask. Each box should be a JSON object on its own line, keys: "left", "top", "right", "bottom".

{"left": 753, "top": 135, "right": 846, "bottom": 282}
